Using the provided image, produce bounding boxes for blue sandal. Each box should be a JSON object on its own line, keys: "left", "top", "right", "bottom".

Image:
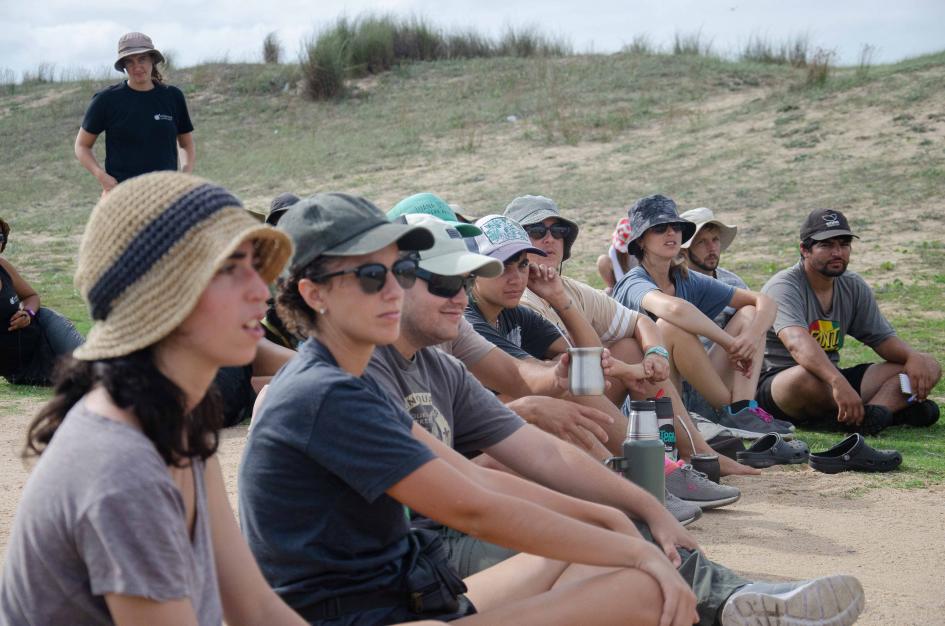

{"left": 736, "top": 433, "right": 810, "bottom": 468}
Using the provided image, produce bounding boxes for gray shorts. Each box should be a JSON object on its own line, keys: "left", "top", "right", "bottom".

{"left": 439, "top": 526, "right": 518, "bottom": 578}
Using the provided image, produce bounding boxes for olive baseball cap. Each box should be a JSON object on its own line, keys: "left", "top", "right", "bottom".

{"left": 278, "top": 192, "right": 434, "bottom": 271}
{"left": 387, "top": 193, "right": 482, "bottom": 236}
{"left": 800, "top": 208, "right": 859, "bottom": 241}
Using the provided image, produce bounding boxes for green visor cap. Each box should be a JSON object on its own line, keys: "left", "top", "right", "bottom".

{"left": 279, "top": 192, "right": 434, "bottom": 271}
{"left": 387, "top": 192, "right": 482, "bottom": 237}
{"left": 400, "top": 215, "right": 502, "bottom": 278}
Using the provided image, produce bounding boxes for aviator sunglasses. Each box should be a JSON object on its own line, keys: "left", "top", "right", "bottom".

{"left": 313, "top": 257, "right": 418, "bottom": 294}
{"left": 523, "top": 223, "right": 573, "bottom": 240}
{"left": 415, "top": 267, "right": 477, "bottom": 298}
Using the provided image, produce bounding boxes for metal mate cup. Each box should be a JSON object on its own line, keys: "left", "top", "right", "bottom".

{"left": 568, "top": 347, "right": 605, "bottom": 396}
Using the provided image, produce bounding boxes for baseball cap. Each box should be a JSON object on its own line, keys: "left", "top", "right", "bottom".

{"left": 472, "top": 215, "right": 547, "bottom": 263}
{"left": 401, "top": 215, "right": 502, "bottom": 278}
{"left": 387, "top": 193, "right": 482, "bottom": 236}
{"left": 679, "top": 207, "right": 737, "bottom": 251}
{"left": 800, "top": 209, "right": 859, "bottom": 241}
{"left": 278, "top": 192, "right": 433, "bottom": 271}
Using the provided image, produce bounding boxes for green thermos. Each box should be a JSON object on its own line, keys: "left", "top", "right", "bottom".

{"left": 622, "top": 400, "right": 665, "bottom": 503}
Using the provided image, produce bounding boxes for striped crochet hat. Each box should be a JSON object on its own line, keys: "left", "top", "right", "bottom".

{"left": 73, "top": 172, "right": 292, "bottom": 361}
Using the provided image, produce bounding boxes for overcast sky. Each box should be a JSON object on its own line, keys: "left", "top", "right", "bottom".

{"left": 2, "top": 0, "right": 943, "bottom": 81}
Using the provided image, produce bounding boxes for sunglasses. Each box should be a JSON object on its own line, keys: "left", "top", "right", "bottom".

{"left": 524, "top": 223, "right": 573, "bottom": 240}
{"left": 415, "top": 267, "right": 477, "bottom": 298}
{"left": 649, "top": 222, "right": 683, "bottom": 234}
{"left": 313, "top": 257, "right": 418, "bottom": 294}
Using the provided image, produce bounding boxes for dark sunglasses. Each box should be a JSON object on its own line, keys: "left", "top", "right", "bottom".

{"left": 415, "top": 267, "right": 477, "bottom": 298}
{"left": 524, "top": 223, "right": 573, "bottom": 240}
{"left": 649, "top": 222, "right": 683, "bottom": 234}
{"left": 313, "top": 257, "right": 418, "bottom": 294}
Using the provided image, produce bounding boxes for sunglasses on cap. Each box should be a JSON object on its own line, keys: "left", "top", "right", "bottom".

{"left": 523, "top": 222, "right": 573, "bottom": 240}
{"left": 313, "top": 257, "right": 418, "bottom": 294}
{"left": 415, "top": 267, "right": 477, "bottom": 298}
{"left": 649, "top": 222, "right": 683, "bottom": 234}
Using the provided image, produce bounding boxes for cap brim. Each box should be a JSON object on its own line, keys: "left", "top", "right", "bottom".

{"left": 486, "top": 241, "right": 547, "bottom": 263}
{"left": 810, "top": 229, "right": 858, "bottom": 241}
{"left": 326, "top": 222, "right": 434, "bottom": 256}
{"left": 419, "top": 251, "right": 503, "bottom": 278}
{"left": 516, "top": 208, "right": 579, "bottom": 233}
{"left": 453, "top": 222, "right": 482, "bottom": 236}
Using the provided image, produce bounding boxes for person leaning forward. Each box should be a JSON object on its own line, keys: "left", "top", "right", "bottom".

{"left": 757, "top": 208, "right": 941, "bottom": 433}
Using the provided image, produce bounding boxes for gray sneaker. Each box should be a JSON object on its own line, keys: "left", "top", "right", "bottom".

{"left": 690, "top": 412, "right": 735, "bottom": 440}
{"left": 664, "top": 489, "right": 702, "bottom": 526}
{"left": 721, "top": 574, "right": 865, "bottom": 626}
{"left": 718, "top": 401, "right": 796, "bottom": 439}
{"left": 665, "top": 464, "right": 740, "bottom": 509}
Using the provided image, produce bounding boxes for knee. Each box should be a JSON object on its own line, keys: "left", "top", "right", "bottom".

{"left": 612, "top": 569, "right": 663, "bottom": 625}
{"left": 726, "top": 305, "right": 756, "bottom": 330}
{"left": 609, "top": 337, "right": 643, "bottom": 362}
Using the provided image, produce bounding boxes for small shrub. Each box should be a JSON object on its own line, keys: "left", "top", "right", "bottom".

{"left": 263, "top": 32, "right": 282, "bottom": 64}
{"left": 391, "top": 16, "right": 442, "bottom": 61}
{"left": 349, "top": 15, "right": 396, "bottom": 75}
{"left": 805, "top": 48, "right": 834, "bottom": 87}
{"left": 856, "top": 44, "right": 875, "bottom": 79}
{"left": 445, "top": 30, "right": 493, "bottom": 59}
{"left": 497, "top": 25, "right": 570, "bottom": 58}
{"left": 623, "top": 34, "right": 655, "bottom": 55}
{"left": 22, "top": 62, "right": 56, "bottom": 84}
{"left": 300, "top": 27, "right": 349, "bottom": 100}
{"left": 672, "top": 31, "right": 712, "bottom": 57}
{"left": 741, "top": 34, "right": 809, "bottom": 66}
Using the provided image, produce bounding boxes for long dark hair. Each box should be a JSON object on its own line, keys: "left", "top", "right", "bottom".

{"left": 24, "top": 349, "right": 222, "bottom": 467}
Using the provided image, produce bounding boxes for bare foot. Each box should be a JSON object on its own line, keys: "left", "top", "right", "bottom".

{"left": 720, "top": 454, "right": 761, "bottom": 477}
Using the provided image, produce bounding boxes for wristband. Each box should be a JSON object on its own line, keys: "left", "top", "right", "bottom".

{"left": 23, "top": 307, "right": 36, "bottom": 319}
{"left": 644, "top": 345, "right": 670, "bottom": 360}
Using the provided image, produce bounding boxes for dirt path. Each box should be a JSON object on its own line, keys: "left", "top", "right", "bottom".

{"left": 1, "top": 413, "right": 940, "bottom": 624}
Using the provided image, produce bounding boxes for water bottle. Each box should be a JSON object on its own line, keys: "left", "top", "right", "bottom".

{"left": 653, "top": 397, "right": 677, "bottom": 461}
{"left": 622, "top": 400, "right": 665, "bottom": 503}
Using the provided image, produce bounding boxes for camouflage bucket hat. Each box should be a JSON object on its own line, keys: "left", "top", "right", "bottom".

{"left": 626, "top": 194, "right": 695, "bottom": 255}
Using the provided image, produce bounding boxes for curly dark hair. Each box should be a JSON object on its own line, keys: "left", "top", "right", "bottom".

{"left": 24, "top": 350, "right": 222, "bottom": 467}
{"left": 275, "top": 256, "right": 335, "bottom": 338}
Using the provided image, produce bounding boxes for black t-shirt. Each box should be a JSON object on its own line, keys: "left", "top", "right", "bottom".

{"left": 464, "top": 301, "right": 561, "bottom": 360}
{"left": 81, "top": 81, "right": 194, "bottom": 182}
{"left": 0, "top": 263, "right": 39, "bottom": 377}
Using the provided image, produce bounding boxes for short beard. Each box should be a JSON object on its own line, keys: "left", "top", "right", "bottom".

{"left": 685, "top": 251, "right": 718, "bottom": 273}
{"left": 817, "top": 264, "right": 847, "bottom": 278}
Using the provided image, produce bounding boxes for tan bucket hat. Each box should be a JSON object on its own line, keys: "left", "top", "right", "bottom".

{"left": 679, "top": 207, "right": 737, "bottom": 252}
{"left": 74, "top": 172, "right": 292, "bottom": 361}
{"left": 114, "top": 32, "right": 166, "bottom": 72}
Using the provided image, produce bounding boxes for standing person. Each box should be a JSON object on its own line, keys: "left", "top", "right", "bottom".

{"left": 612, "top": 195, "right": 792, "bottom": 438}
{"left": 757, "top": 208, "right": 941, "bottom": 432}
{"left": 597, "top": 216, "right": 637, "bottom": 294}
{"left": 0, "top": 173, "right": 311, "bottom": 625}
{"left": 240, "top": 193, "right": 702, "bottom": 626}
{"left": 75, "top": 32, "right": 195, "bottom": 196}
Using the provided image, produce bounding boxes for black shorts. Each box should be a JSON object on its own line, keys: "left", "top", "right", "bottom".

{"left": 755, "top": 363, "right": 872, "bottom": 423}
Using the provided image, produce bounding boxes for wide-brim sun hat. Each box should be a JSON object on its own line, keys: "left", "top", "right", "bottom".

{"left": 114, "top": 32, "right": 166, "bottom": 72}
{"left": 74, "top": 172, "right": 293, "bottom": 361}
{"left": 278, "top": 192, "right": 434, "bottom": 272}
{"left": 626, "top": 194, "right": 696, "bottom": 256}
{"left": 503, "top": 195, "right": 579, "bottom": 261}
{"left": 678, "top": 207, "right": 737, "bottom": 252}
{"left": 472, "top": 215, "right": 547, "bottom": 263}
{"left": 400, "top": 215, "right": 502, "bottom": 278}
{"left": 387, "top": 192, "right": 482, "bottom": 237}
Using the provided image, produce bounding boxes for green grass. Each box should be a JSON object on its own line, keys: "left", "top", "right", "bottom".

{"left": 2, "top": 45, "right": 944, "bottom": 485}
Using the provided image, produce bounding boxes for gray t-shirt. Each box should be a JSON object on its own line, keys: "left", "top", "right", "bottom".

{"left": 366, "top": 344, "right": 525, "bottom": 455}
{"left": 436, "top": 316, "right": 496, "bottom": 366}
{"left": 761, "top": 261, "right": 896, "bottom": 371}
{"left": 0, "top": 404, "right": 221, "bottom": 625}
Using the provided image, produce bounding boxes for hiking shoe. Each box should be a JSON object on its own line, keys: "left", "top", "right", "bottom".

{"left": 718, "top": 401, "right": 795, "bottom": 439}
{"left": 665, "top": 464, "right": 740, "bottom": 509}
{"left": 893, "top": 399, "right": 940, "bottom": 427}
{"left": 845, "top": 404, "right": 894, "bottom": 436}
{"left": 720, "top": 574, "right": 865, "bottom": 626}
{"left": 664, "top": 489, "right": 702, "bottom": 526}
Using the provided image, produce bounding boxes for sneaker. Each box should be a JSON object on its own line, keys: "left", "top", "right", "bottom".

{"left": 690, "top": 412, "right": 734, "bottom": 440}
{"left": 893, "top": 399, "right": 940, "bottom": 427}
{"left": 665, "top": 464, "right": 740, "bottom": 509}
{"left": 664, "top": 489, "right": 702, "bottom": 526}
{"left": 718, "top": 401, "right": 796, "bottom": 439}
{"left": 720, "top": 574, "right": 865, "bottom": 626}
{"left": 846, "top": 404, "right": 894, "bottom": 436}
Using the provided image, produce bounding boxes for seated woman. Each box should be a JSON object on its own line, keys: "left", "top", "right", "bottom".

{"left": 612, "top": 195, "right": 792, "bottom": 436}
{"left": 0, "top": 173, "right": 310, "bottom": 625}
{"left": 597, "top": 216, "right": 637, "bottom": 295}
{"left": 0, "top": 218, "right": 83, "bottom": 385}
{"left": 240, "top": 193, "right": 697, "bottom": 626}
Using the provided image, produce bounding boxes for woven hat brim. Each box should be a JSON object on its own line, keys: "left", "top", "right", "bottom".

{"left": 74, "top": 216, "right": 291, "bottom": 361}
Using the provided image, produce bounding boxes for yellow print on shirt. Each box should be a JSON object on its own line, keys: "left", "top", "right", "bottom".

{"left": 809, "top": 319, "right": 843, "bottom": 352}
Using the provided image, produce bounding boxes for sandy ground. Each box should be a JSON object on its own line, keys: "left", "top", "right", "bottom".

{"left": 1, "top": 412, "right": 942, "bottom": 624}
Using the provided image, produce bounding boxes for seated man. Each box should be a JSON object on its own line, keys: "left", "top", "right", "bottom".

{"left": 757, "top": 208, "right": 941, "bottom": 432}
{"left": 363, "top": 216, "right": 865, "bottom": 625}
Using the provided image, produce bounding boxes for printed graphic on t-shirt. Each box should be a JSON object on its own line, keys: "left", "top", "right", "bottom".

{"left": 154, "top": 113, "right": 174, "bottom": 121}
{"left": 809, "top": 319, "right": 843, "bottom": 352}
{"left": 505, "top": 325, "right": 523, "bottom": 348}
{"left": 403, "top": 392, "right": 453, "bottom": 447}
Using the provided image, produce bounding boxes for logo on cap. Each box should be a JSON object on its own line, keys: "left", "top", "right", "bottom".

{"left": 822, "top": 213, "right": 840, "bottom": 228}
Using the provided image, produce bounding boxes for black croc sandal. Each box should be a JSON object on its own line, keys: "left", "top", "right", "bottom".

{"left": 809, "top": 433, "right": 903, "bottom": 474}
{"left": 736, "top": 433, "right": 810, "bottom": 468}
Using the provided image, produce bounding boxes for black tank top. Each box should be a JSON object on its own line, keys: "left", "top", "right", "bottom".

{"left": 0, "top": 262, "right": 40, "bottom": 376}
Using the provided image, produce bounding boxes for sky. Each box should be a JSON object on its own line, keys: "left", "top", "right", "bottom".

{"left": 2, "top": 0, "right": 944, "bottom": 81}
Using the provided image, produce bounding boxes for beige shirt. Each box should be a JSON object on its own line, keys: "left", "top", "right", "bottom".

{"left": 521, "top": 275, "right": 639, "bottom": 346}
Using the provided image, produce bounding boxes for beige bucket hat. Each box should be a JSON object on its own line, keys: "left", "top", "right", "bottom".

{"left": 679, "top": 207, "right": 737, "bottom": 252}
{"left": 114, "top": 32, "right": 166, "bottom": 72}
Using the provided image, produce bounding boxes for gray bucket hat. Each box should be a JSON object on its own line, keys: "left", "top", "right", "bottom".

{"left": 503, "top": 195, "right": 579, "bottom": 261}
{"left": 472, "top": 215, "right": 547, "bottom": 263}
{"left": 114, "top": 32, "right": 165, "bottom": 72}
{"left": 626, "top": 195, "right": 696, "bottom": 256}
{"left": 278, "top": 192, "right": 434, "bottom": 271}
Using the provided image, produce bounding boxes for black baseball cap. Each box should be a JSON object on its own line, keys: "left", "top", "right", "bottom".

{"left": 278, "top": 192, "right": 434, "bottom": 271}
{"left": 800, "top": 209, "right": 859, "bottom": 242}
